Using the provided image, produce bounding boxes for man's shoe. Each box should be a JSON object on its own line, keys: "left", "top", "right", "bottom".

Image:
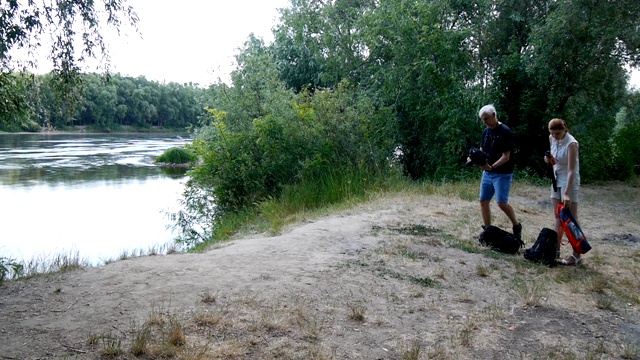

{"left": 513, "top": 222, "right": 522, "bottom": 239}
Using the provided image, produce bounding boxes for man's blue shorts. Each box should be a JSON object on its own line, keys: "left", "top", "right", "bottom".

{"left": 479, "top": 171, "right": 513, "bottom": 203}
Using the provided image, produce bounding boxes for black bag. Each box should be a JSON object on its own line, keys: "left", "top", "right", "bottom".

{"left": 465, "top": 147, "right": 490, "bottom": 167}
{"left": 479, "top": 225, "right": 524, "bottom": 254}
{"left": 523, "top": 228, "right": 558, "bottom": 266}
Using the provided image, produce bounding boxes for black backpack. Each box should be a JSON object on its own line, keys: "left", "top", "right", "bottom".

{"left": 479, "top": 225, "right": 524, "bottom": 254}
{"left": 524, "top": 228, "right": 558, "bottom": 266}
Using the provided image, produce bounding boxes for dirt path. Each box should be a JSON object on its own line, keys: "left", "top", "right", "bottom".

{"left": 1, "top": 183, "right": 639, "bottom": 359}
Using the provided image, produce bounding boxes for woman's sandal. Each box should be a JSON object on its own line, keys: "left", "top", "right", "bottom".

{"left": 560, "top": 254, "right": 582, "bottom": 266}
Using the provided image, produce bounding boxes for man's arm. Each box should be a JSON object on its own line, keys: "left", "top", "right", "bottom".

{"left": 481, "top": 151, "right": 510, "bottom": 171}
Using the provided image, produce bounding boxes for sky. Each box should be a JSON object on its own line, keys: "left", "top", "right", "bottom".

{"left": 89, "top": 0, "right": 291, "bottom": 86}
{"left": 630, "top": 69, "right": 640, "bottom": 90}
{"left": 104, "top": 1, "right": 640, "bottom": 89}
{"left": 21, "top": 0, "right": 640, "bottom": 89}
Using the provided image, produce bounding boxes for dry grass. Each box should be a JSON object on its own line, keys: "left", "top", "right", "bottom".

{"left": 88, "top": 182, "right": 638, "bottom": 358}
{"left": 4, "top": 181, "right": 639, "bottom": 359}
{"left": 199, "top": 289, "right": 219, "bottom": 304}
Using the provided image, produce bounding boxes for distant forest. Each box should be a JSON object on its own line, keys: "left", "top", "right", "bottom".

{"left": 0, "top": 72, "right": 207, "bottom": 132}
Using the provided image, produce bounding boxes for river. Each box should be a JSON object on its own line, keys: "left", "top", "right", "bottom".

{"left": 0, "top": 132, "right": 190, "bottom": 266}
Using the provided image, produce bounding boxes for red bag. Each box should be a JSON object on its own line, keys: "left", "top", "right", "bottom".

{"left": 556, "top": 204, "right": 591, "bottom": 254}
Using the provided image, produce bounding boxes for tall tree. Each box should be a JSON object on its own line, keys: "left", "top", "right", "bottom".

{"left": 0, "top": 0, "right": 138, "bottom": 125}
{"left": 480, "top": 0, "right": 640, "bottom": 173}
{"left": 358, "top": 0, "right": 478, "bottom": 179}
{"left": 272, "top": 0, "right": 374, "bottom": 91}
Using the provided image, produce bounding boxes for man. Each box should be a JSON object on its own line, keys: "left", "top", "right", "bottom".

{"left": 477, "top": 104, "right": 522, "bottom": 239}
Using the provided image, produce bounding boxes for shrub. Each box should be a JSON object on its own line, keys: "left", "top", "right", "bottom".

{"left": 0, "top": 257, "right": 23, "bottom": 283}
{"left": 155, "top": 147, "right": 198, "bottom": 165}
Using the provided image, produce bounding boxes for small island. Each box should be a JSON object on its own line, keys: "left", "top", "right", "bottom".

{"left": 155, "top": 147, "right": 198, "bottom": 169}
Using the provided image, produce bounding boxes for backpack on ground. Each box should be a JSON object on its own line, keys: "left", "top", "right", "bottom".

{"left": 524, "top": 228, "right": 558, "bottom": 266}
{"left": 479, "top": 225, "right": 524, "bottom": 254}
{"left": 556, "top": 204, "right": 592, "bottom": 255}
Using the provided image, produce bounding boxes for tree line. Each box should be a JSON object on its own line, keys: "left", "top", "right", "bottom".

{"left": 0, "top": 72, "right": 207, "bottom": 132}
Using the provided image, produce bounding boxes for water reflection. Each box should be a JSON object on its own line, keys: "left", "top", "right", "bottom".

{"left": 0, "top": 133, "right": 188, "bottom": 186}
{"left": 0, "top": 133, "right": 190, "bottom": 265}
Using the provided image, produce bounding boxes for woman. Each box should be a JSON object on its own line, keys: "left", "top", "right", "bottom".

{"left": 544, "top": 118, "right": 581, "bottom": 265}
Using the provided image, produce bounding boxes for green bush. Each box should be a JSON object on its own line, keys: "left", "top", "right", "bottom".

{"left": 21, "top": 120, "right": 42, "bottom": 132}
{"left": 0, "top": 257, "right": 23, "bottom": 284}
{"left": 188, "top": 81, "right": 395, "bottom": 215}
{"left": 155, "top": 147, "right": 198, "bottom": 165}
{"left": 175, "top": 79, "right": 398, "bottom": 245}
{"left": 609, "top": 106, "right": 640, "bottom": 180}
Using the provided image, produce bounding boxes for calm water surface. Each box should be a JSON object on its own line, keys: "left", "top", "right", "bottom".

{"left": 0, "top": 133, "right": 190, "bottom": 265}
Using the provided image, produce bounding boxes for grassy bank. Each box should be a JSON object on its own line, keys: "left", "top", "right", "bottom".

{"left": 190, "top": 168, "right": 538, "bottom": 252}
{"left": 2, "top": 176, "right": 639, "bottom": 358}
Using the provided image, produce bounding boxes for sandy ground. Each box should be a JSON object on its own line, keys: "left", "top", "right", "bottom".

{"left": 1, "top": 182, "right": 639, "bottom": 359}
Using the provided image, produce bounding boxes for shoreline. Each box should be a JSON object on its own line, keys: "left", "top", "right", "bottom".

{"left": 0, "top": 125, "right": 188, "bottom": 135}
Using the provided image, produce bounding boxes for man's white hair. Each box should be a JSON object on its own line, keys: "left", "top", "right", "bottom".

{"left": 479, "top": 104, "right": 497, "bottom": 119}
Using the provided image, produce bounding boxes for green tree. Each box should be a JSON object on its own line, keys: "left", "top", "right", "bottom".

{"left": 76, "top": 73, "right": 118, "bottom": 129}
{"left": 272, "top": 0, "right": 329, "bottom": 91}
{"left": 609, "top": 92, "right": 640, "bottom": 180}
{"left": 30, "top": 73, "right": 72, "bottom": 128}
{"left": 357, "top": 0, "right": 478, "bottom": 179}
{"left": 178, "top": 34, "right": 396, "bottom": 244}
{"left": 272, "top": 0, "right": 374, "bottom": 91}
{"left": 480, "top": 0, "right": 640, "bottom": 176}
{"left": 0, "top": 72, "right": 33, "bottom": 127}
{"left": 1, "top": 0, "right": 138, "bottom": 124}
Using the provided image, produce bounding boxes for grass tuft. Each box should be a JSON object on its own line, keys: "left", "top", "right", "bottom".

{"left": 129, "top": 320, "right": 150, "bottom": 356}
{"left": 99, "top": 331, "right": 123, "bottom": 357}
{"left": 401, "top": 341, "right": 422, "bottom": 360}
{"left": 347, "top": 302, "right": 366, "bottom": 322}
{"left": 476, "top": 263, "right": 490, "bottom": 277}
{"left": 200, "top": 290, "right": 219, "bottom": 304}
{"left": 193, "top": 310, "right": 222, "bottom": 327}
{"left": 589, "top": 275, "right": 608, "bottom": 294}
{"left": 459, "top": 321, "right": 475, "bottom": 347}
{"left": 513, "top": 276, "right": 548, "bottom": 307}
{"left": 594, "top": 293, "right": 615, "bottom": 311}
{"left": 166, "top": 315, "right": 186, "bottom": 347}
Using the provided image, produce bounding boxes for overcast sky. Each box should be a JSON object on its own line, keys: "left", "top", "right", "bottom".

{"left": 27, "top": 0, "right": 640, "bottom": 89}
{"left": 93, "top": 0, "right": 290, "bottom": 86}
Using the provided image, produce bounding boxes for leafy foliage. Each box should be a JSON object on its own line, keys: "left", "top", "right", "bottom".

{"left": 0, "top": 72, "right": 207, "bottom": 131}
{"left": 1, "top": 0, "right": 138, "bottom": 69}
{"left": 357, "top": 0, "right": 480, "bottom": 179}
{"left": 269, "top": 0, "right": 640, "bottom": 181}
{"left": 3, "top": 0, "right": 640, "bottom": 247}
{"left": 0, "top": 257, "right": 23, "bottom": 284}
{"left": 0, "top": 72, "right": 35, "bottom": 126}
{"left": 1, "top": 0, "right": 139, "bottom": 124}
{"left": 479, "top": 0, "right": 640, "bottom": 175}
{"left": 174, "top": 37, "right": 397, "bottom": 244}
{"left": 155, "top": 147, "right": 198, "bottom": 165}
{"left": 609, "top": 94, "right": 640, "bottom": 180}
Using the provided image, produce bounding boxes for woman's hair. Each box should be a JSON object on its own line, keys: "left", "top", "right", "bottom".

{"left": 548, "top": 118, "right": 568, "bottom": 131}
{"left": 479, "top": 104, "right": 497, "bottom": 120}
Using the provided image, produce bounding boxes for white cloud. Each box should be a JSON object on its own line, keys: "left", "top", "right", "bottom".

{"left": 100, "top": 0, "right": 288, "bottom": 86}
